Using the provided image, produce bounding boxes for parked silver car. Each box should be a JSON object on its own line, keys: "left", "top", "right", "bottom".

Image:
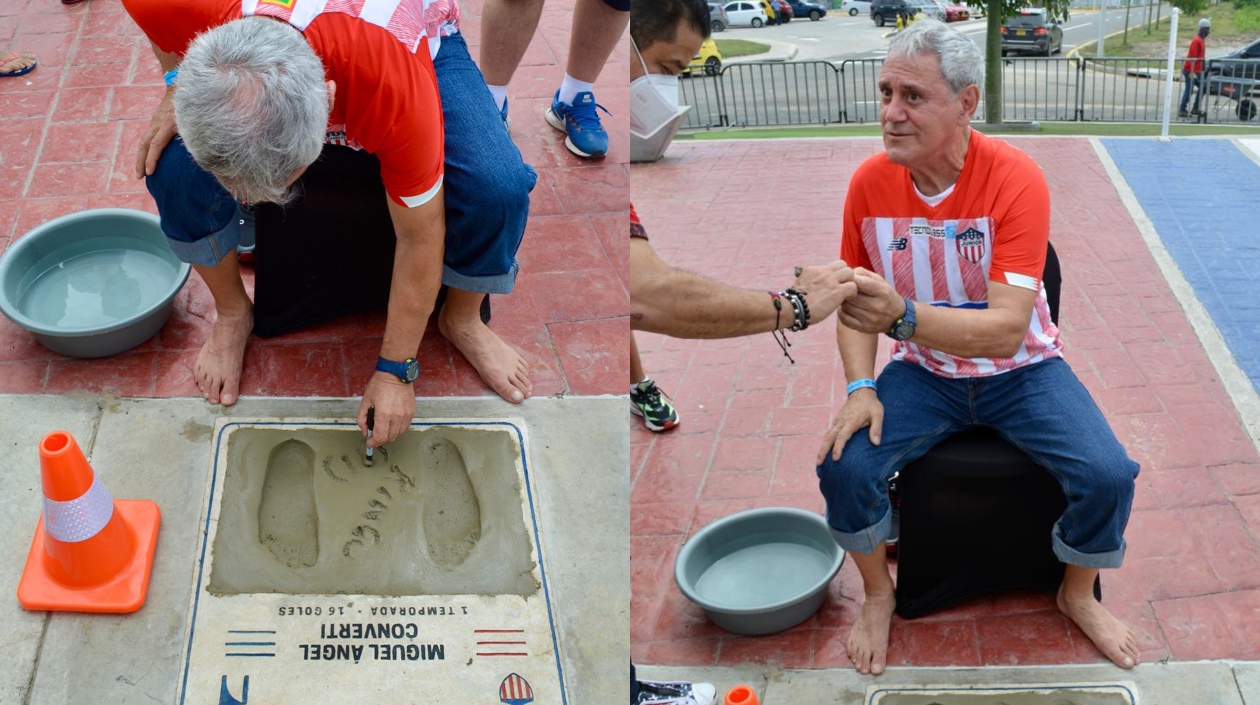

{"left": 707, "top": 2, "right": 731, "bottom": 31}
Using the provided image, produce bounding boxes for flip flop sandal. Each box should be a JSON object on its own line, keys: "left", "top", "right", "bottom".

{"left": 0, "top": 51, "right": 37, "bottom": 78}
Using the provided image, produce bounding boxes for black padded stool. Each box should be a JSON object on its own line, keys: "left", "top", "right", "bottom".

{"left": 893, "top": 428, "right": 1095, "bottom": 619}
{"left": 891, "top": 241, "right": 1098, "bottom": 620}
{"left": 251, "top": 145, "right": 488, "bottom": 338}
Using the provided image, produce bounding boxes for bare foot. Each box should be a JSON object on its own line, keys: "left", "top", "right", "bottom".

{"left": 438, "top": 306, "right": 531, "bottom": 403}
{"left": 0, "top": 51, "right": 36, "bottom": 76}
{"left": 195, "top": 306, "right": 253, "bottom": 406}
{"left": 847, "top": 590, "right": 896, "bottom": 675}
{"left": 1057, "top": 585, "right": 1140, "bottom": 669}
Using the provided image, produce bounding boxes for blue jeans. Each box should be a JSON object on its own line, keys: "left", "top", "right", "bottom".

{"left": 1179, "top": 70, "right": 1203, "bottom": 113}
{"left": 816, "top": 358, "right": 1139, "bottom": 569}
{"left": 146, "top": 32, "right": 535, "bottom": 295}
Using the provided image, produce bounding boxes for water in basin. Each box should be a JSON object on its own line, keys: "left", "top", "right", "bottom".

{"left": 694, "top": 542, "right": 833, "bottom": 609}
{"left": 17, "top": 244, "right": 179, "bottom": 329}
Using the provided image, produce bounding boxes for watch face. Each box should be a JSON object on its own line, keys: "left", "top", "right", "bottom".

{"left": 892, "top": 320, "right": 915, "bottom": 341}
{"left": 404, "top": 360, "right": 420, "bottom": 383}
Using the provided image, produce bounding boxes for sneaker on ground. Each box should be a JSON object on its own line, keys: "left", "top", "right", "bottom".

{"left": 635, "top": 679, "right": 717, "bottom": 705}
{"left": 544, "top": 89, "right": 610, "bottom": 159}
{"left": 630, "top": 379, "right": 680, "bottom": 432}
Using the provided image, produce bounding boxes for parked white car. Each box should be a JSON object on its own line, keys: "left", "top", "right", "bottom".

{"left": 840, "top": 0, "right": 872, "bottom": 16}
{"left": 723, "top": 0, "right": 770, "bottom": 27}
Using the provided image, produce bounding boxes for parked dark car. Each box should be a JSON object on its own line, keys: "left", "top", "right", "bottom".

{"left": 1203, "top": 38, "right": 1260, "bottom": 120}
{"left": 1000, "top": 8, "right": 1063, "bottom": 56}
{"left": 787, "top": 0, "right": 828, "bottom": 20}
{"left": 870, "top": 0, "right": 919, "bottom": 26}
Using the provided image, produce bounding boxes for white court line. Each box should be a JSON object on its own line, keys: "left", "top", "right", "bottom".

{"left": 1236, "top": 137, "right": 1260, "bottom": 165}
{"left": 1090, "top": 138, "right": 1260, "bottom": 450}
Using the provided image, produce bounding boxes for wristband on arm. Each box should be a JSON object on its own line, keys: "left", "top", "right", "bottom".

{"left": 846, "top": 378, "right": 877, "bottom": 395}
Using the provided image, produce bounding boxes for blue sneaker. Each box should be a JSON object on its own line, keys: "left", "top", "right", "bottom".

{"left": 544, "top": 89, "right": 610, "bottom": 159}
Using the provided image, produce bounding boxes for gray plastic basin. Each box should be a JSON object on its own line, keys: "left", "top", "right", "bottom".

{"left": 0, "top": 209, "right": 190, "bottom": 358}
{"left": 675, "top": 507, "right": 845, "bottom": 636}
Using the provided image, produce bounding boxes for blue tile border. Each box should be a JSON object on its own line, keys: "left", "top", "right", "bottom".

{"left": 1101, "top": 138, "right": 1260, "bottom": 396}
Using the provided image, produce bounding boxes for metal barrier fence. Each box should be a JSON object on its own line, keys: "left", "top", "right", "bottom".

{"left": 679, "top": 57, "right": 1260, "bottom": 128}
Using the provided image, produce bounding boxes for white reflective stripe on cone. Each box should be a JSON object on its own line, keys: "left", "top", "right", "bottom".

{"left": 42, "top": 476, "right": 115, "bottom": 543}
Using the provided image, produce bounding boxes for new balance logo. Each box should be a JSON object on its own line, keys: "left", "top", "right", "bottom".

{"left": 887, "top": 238, "right": 908, "bottom": 251}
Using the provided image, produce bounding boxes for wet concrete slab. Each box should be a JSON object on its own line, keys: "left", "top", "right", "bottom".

{"left": 2, "top": 395, "right": 627, "bottom": 705}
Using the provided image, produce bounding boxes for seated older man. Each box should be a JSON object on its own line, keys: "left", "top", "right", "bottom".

{"left": 121, "top": 0, "right": 537, "bottom": 445}
{"left": 815, "top": 20, "right": 1141, "bottom": 675}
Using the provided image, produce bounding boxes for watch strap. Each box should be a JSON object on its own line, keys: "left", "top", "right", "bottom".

{"left": 375, "top": 357, "right": 417, "bottom": 383}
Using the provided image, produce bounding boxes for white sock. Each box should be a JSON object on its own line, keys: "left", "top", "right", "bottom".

{"left": 557, "top": 74, "right": 595, "bottom": 106}
{"left": 487, "top": 84, "right": 508, "bottom": 112}
{"left": 632, "top": 378, "right": 651, "bottom": 393}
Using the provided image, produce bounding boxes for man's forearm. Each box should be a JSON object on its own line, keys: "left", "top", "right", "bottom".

{"left": 837, "top": 318, "right": 879, "bottom": 383}
{"left": 631, "top": 267, "right": 783, "bottom": 339}
{"left": 381, "top": 196, "right": 445, "bottom": 363}
{"left": 379, "top": 239, "right": 442, "bottom": 361}
{"left": 905, "top": 301, "right": 1028, "bottom": 359}
{"left": 149, "top": 40, "right": 180, "bottom": 73}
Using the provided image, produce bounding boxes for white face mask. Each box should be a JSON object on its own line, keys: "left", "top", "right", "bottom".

{"left": 630, "top": 37, "right": 692, "bottom": 162}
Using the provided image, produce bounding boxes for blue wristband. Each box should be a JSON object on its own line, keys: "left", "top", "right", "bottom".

{"left": 846, "top": 378, "right": 877, "bottom": 395}
{"left": 163, "top": 67, "right": 179, "bottom": 87}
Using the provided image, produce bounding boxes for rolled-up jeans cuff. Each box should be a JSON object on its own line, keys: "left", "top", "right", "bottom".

{"left": 165, "top": 214, "right": 242, "bottom": 268}
{"left": 827, "top": 507, "right": 893, "bottom": 554}
{"left": 441, "top": 260, "right": 518, "bottom": 295}
{"left": 1052, "top": 522, "right": 1126, "bottom": 569}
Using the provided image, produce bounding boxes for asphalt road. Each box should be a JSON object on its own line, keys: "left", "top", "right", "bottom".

{"left": 716, "top": 3, "right": 1170, "bottom": 62}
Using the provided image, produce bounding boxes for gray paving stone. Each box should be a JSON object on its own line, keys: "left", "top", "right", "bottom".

{"left": 640, "top": 662, "right": 1247, "bottom": 705}
{"left": 0, "top": 395, "right": 102, "bottom": 705}
{"left": 1237, "top": 662, "right": 1260, "bottom": 705}
{"left": 5, "top": 395, "right": 626, "bottom": 705}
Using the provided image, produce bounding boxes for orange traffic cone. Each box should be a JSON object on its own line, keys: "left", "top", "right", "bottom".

{"left": 725, "top": 685, "right": 759, "bottom": 705}
{"left": 17, "top": 431, "right": 160, "bottom": 613}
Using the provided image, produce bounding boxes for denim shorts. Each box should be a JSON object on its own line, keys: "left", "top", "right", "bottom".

{"left": 146, "top": 32, "right": 536, "bottom": 295}
{"left": 815, "top": 357, "right": 1140, "bottom": 569}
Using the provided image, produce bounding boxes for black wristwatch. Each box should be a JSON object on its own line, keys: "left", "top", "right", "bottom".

{"left": 375, "top": 357, "right": 420, "bottom": 384}
{"left": 887, "top": 297, "right": 917, "bottom": 341}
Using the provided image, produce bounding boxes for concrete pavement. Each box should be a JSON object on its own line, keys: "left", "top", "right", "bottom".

{"left": 0, "top": 395, "right": 628, "bottom": 705}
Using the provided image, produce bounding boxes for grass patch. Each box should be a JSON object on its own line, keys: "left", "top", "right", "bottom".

{"left": 1095, "top": 3, "right": 1257, "bottom": 58}
{"left": 675, "top": 121, "right": 1260, "bottom": 139}
{"left": 715, "top": 39, "right": 772, "bottom": 58}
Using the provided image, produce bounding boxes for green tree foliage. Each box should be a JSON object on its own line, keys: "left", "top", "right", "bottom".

{"left": 984, "top": 0, "right": 1072, "bottom": 122}
{"left": 1170, "top": 0, "right": 1210, "bottom": 14}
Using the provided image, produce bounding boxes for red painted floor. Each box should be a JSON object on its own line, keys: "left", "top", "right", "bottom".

{"left": 630, "top": 137, "right": 1260, "bottom": 669}
{"left": 0, "top": 0, "right": 628, "bottom": 398}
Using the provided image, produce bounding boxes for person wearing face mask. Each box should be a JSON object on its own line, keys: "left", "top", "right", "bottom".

{"left": 627, "top": 1, "right": 861, "bottom": 437}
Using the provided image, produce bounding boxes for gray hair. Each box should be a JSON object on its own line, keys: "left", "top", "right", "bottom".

{"left": 887, "top": 18, "right": 984, "bottom": 98}
{"left": 174, "top": 17, "right": 329, "bottom": 206}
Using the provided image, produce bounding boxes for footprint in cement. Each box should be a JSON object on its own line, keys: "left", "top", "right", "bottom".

{"left": 258, "top": 439, "right": 319, "bottom": 568}
{"left": 419, "top": 436, "right": 482, "bottom": 567}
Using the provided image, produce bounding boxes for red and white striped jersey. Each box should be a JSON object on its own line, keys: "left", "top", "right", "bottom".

{"left": 243, "top": 0, "right": 460, "bottom": 60}
{"left": 123, "top": 0, "right": 450, "bottom": 209}
{"left": 841, "top": 131, "right": 1062, "bottom": 378}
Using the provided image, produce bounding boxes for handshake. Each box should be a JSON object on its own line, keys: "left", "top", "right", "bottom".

{"left": 790, "top": 262, "right": 906, "bottom": 335}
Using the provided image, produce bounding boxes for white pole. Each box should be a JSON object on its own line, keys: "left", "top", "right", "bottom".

{"left": 1096, "top": 0, "right": 1108, "bottom": 58}
{"left": 1160, "top": 8, "right": 1180, "bottom": 141}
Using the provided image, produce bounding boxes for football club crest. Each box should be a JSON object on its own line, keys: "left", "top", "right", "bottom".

{"left": 955, "top": 227, "right": 986, "bottom": 264}
{"left": 499, "top": 673, "right": 535, "bottom": 705}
